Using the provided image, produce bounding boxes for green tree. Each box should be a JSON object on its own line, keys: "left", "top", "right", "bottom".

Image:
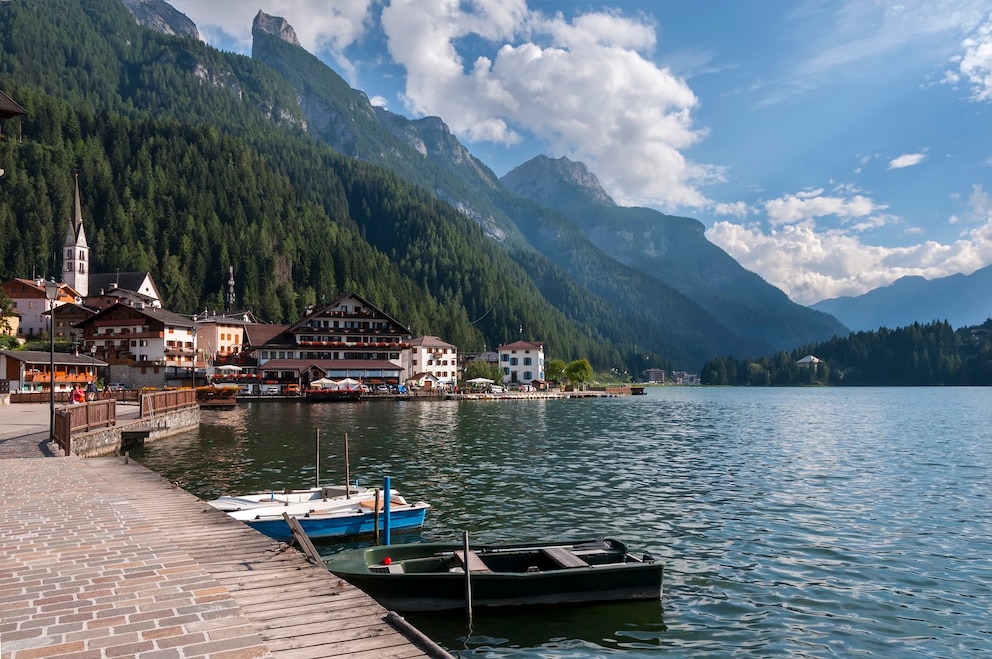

{"left": 462, "top": 359, "right": 502, "bottom": 384}
{"left": 545, "top": 358, "right": 566, "bottom": 385}
{"left": 565, "top": 359, "right": 594, "bottom": 389}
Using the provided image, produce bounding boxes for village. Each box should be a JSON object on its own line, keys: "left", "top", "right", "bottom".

{"left": 0, "top": 178, "right": 558, "bottom": 398}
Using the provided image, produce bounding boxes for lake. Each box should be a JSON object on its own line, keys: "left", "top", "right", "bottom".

{"left": 130, "top": 387, "right": 992, "bottom": 657}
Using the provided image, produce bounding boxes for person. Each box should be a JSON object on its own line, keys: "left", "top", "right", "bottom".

{"left": 86, "top": 380, "right": 97, "bottom": 401}
{"left": 71, "top": 384, "right": 85, "bottom": 405}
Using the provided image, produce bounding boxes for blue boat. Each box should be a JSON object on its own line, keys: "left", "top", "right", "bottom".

{"left": 210, "top": 488, "right": 430, "bottom": 542}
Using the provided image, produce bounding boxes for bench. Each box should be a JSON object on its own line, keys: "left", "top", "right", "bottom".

{"left": 541, "top": 546, "right": 589, "bottom": 569}
{"left": 453, "top": 550, "right": 491, "bottom": 572}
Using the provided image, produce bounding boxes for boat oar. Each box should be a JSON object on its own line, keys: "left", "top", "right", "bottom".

{"left": 463, "top": 530, "right": 474, "bottom": 623}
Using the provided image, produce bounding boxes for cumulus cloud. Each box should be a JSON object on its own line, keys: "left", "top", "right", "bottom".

{"left": 379, "top": 0, "right": 711, "bottom": 209}
{"left": 765, "top": 188, "right": 887, "bottom": 226}
{"left": 707, "top": 184, "right": 992, "bottom": 304}
{"left": 958, "top": 14, "right": 992, "bottom": 101}
{"left": 888, "top": 152, "right": 926, "bottom": 169}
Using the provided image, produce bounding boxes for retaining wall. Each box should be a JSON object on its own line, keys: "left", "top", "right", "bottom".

{"left": 71, "top": 406, "right": 201, "bottom": 457}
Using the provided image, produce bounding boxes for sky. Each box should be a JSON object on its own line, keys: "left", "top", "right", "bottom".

{"left": 169, "top": 0, "right": 992, "bottom": 305}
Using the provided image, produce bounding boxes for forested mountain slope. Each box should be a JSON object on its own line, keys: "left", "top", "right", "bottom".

{"left": 0, "top": 0, "right": 834, "bottom": 371}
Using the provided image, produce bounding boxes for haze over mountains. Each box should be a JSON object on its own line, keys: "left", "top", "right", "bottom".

{"left": 4, "top": 0, "right": 985, "bottom": 375}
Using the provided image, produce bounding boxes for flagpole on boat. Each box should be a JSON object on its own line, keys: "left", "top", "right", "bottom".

{"left": 463, "top": 530, "right": 474, "bottom": 623}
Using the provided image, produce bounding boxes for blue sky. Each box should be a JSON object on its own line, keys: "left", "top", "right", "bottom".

{"left": 170, "top": 0, "right": 992, "bottom": 305}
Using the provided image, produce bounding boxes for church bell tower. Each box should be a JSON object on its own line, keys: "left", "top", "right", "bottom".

{"left": 63, "top": 174, "right": 89, "bottom": 297}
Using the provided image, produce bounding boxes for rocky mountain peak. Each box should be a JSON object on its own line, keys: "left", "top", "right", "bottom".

{"left": 252, "top": 10, "right": 301, "bottom": 47}
{"left": 120, "top": 0, "right": 198, "bottom": 39}
{"left": 501, "top": 155, "right": 616, "bottom": 208}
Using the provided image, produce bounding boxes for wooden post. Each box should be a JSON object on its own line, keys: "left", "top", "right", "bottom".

{"left": 283, "top": 513, "right": 326, "bottom": 570}
{"left": 463, "top": 530, "right": 473, "bottom": 623}
{"left": 383, "top": 475, "right": 391, "bottom": 546}
{"left": 344, "top": 432, "right": 350, "bottom": 498}
{"left": 373, "top": 489, "right": 381, "bottom": 544}
{"left": 314, "top": 428, "right": 320, "bottom": 490}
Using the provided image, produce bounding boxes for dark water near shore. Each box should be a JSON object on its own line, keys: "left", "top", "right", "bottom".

{"left": 131, "top": 387, "right": 992, "bottom": 657}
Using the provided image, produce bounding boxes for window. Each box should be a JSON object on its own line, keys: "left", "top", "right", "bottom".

{"left": 501, "top": 354, "right": 509, "bottom": 362}
{"left": 524, "top": 371, "right": 532, "bottom": 380}
{"left": 510, "top": 358, "right": 518, "bottom": 366}
{"left": 524, "top": 357, "right": 532, "bottom": 366}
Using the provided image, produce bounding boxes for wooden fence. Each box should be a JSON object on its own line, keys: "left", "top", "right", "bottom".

{"left": 54, "top": 399, "right": 117, "bottom": 455}
{"left": 140, "top": 389, "right": 197, "bottom": 417}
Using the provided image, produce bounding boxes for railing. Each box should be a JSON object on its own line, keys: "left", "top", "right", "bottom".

{"left": 53, "top": 399, "right": 117, "bottom": 455}
{"left": 140, "top": 389, "right": 197, "bottom": 417}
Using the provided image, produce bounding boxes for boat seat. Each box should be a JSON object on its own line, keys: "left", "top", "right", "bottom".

{"left": 453, "top": 550, "right": 491, "bottom": 572}
{"left": 358, "top": 498, "right": 405, "bottom": 511}
{"left": 541, "top": 546, "right": 589, "bottom": 569}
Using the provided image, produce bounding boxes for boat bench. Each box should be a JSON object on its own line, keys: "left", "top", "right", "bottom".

{"left": 453, "top": 550, "right": 491, "bottom": 572}
{"left": 541, "top": 546, "right": 590, "bottom": 569}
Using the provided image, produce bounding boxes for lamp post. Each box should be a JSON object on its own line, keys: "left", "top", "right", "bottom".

{"left": 44, "top": 278, "right": 59, "bottom": 443}
{"left": 90, "top": 344, "right": 97, "bottom": 388}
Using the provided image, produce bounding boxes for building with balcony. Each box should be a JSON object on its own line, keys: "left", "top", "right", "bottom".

{"left": 1, "top": 278, "right": 79, "bottom": 340}
{"left": 252, "top": 293, "right": 412, "bottom": 389}
{"left": 408, "top": 336, "right": 458, "bottom": 388}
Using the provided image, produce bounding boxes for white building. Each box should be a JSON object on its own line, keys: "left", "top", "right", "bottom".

{"left": 407, "top": 336, "right": 458, "bottom": 388}
{"left": 497, "top": 340, "right": 545, "bottom": 387}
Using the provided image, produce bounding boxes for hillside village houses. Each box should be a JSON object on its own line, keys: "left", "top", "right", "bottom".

{"left": 1, "top": 175, "right": 557, "bottom": 394}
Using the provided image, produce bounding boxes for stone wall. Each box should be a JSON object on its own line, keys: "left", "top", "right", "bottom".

{"left": 71, "top": 406, "right": 201, "bottom": 457}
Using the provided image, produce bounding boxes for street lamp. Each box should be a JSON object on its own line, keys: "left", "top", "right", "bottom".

{"left": 90, "top": 344, "right": 97, "bottom": 389}
{"left": 44, "top": 278, "right": 59, "bottom": 443}
{"left": 190, "top": 325, "right": 198, "bottom": 389}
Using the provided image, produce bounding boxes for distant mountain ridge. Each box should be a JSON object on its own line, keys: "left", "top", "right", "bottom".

{"left": 811, "top": 264, "right": 992, "bottom": 331}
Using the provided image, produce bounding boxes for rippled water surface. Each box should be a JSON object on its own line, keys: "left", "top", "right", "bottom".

{"left": 132, "top": 387, "right": 992, "bottom": 657}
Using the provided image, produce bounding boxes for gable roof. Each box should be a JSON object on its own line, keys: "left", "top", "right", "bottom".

{"left": 75, "top": 302, "right": 194, "bottom": 329}
{"left": 244, "top": 324, "right": 289, "bottom": 347}
{"left": 285, "top": 292, "right": 411, "bottom": 335}
{"left": 88, "top": 272, "right": 161, "bottom": 302}
{"left": 0, "top": 90, "right": 26, "bottom": 119}
{"left": 410, "top": 335, "right": 457, "bottom": 349}
{"left": 498, "top": 340, "right": 545, "bottom": 351}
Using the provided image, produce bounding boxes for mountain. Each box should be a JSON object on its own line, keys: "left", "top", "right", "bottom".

{"left": 120, "top": 0, "right": 197, "bottom": 39}
{"left": 811, "top": 264, "right": 992, "bottom": 331}
{"left": 502, "top": 156, "right": 848, "bottom": 352}
{"left": 0, "top": 0, "right": 843, "bottom": 374}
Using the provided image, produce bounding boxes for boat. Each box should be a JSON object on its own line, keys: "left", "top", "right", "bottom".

{"left": 324, "top": 537, "right": 662, "bottom": 612}
{"left": 208, "top": 486, "right": 430, "bottom": 541}
{"left": 206, "top": 484, "right": 368, "bottom": 512}
{"left": 305, "top": 388, "right": 362, "bottom": 401}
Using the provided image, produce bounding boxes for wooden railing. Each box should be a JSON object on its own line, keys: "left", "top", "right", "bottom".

{"left": 53, "top": 399, "right": 117, "bottom": 455}
{"left": 140, "top": 389, "right": 197, "bottom": 417}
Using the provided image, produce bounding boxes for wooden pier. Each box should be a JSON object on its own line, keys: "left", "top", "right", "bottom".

{"left": 0, "top": 455, "right": 448, "bottom": 658}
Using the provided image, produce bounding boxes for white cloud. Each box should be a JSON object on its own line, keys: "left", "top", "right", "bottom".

{"left": 380, "top": 0, "right": 711, "bottom": 209}
{"left": 764, "top": 189, "right": 886, "bottom": 226}
{"left": 888, "top": 152, "right": 926, "bottom": 169}
{"left": 958, "top": 14, "right": 992, "bottom": 101}
{"left": 708, "top": 183, "right": 992, "bottom": 304}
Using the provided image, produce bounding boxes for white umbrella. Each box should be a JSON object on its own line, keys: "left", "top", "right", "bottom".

{"left": 336, "top": 377, "right": 360, "bottom": 385}
{"left": 467, "top": 377, "right": 493, "bottom": 384}
{"left": 215, "top": 364, "right": 242, "bottom": 371}
{"left": 309, "top": 377, "right": 337, "bottom": 389}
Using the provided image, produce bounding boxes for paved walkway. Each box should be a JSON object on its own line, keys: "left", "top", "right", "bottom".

{"left": 0, "top": 402, "right": 141, "bottom": 459}
{"left": 0, "top": 403, "right": 442, "bottom": 659}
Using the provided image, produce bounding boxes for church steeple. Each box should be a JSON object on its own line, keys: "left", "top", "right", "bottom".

{"left": 63, "top": 173, "right": 89, "bottom": 297}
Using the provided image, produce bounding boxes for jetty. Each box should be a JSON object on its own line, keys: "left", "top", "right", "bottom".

{"left": 0, "top": 406, "right": 448, "bottom": 659}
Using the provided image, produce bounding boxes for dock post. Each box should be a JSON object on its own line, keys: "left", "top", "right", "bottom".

{"left": 383, "top": 475, "right": 391, "bottom": 545}
{"left": 463, "top": 530, "right": 473, "bottom": 622}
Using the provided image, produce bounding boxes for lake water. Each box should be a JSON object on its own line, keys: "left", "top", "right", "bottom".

{"left": 131, "top": 387, "right": 992, "bottom": 657}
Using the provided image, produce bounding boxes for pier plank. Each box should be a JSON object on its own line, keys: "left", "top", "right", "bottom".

{"left": 71, "top": 456, "right": 444, "bottom": 658}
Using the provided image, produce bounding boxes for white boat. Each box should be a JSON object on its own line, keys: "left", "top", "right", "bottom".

{"left": 207, "top": 484, "right": 368, "bottom": 512}
{"left": 206, "top": 485, "right": 430, "bottom": 541}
